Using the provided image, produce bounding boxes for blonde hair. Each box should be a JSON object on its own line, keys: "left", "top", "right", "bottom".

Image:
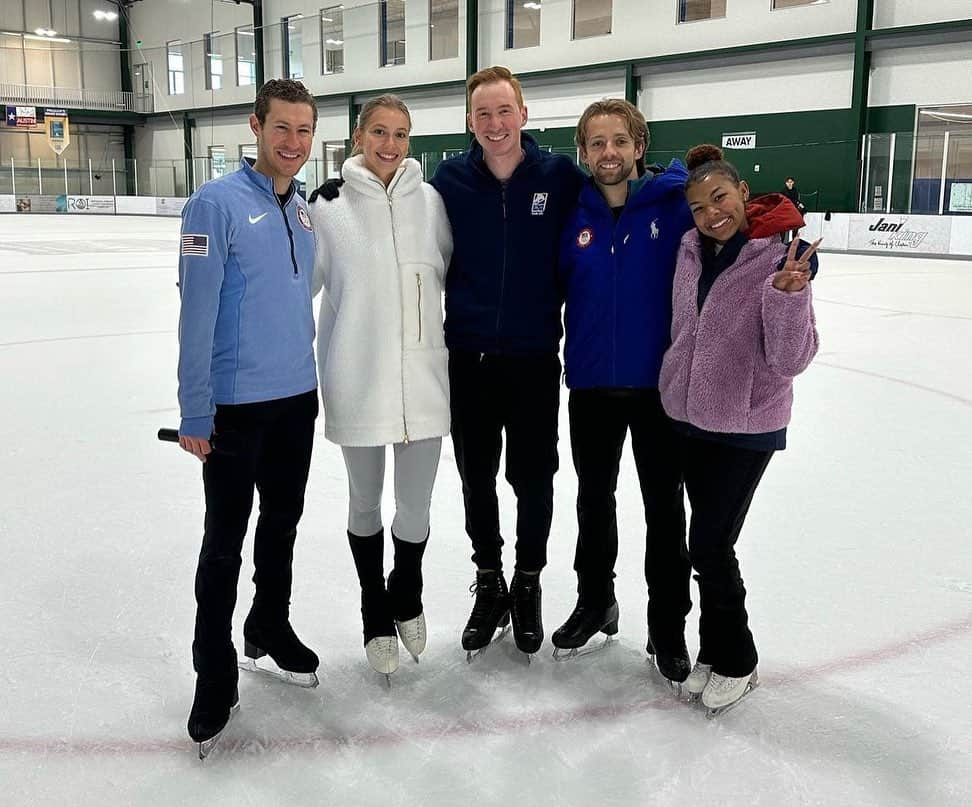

{"left": 575, "top": 99, "right": 649, "bottom": 151}
{"left": 351, "top": 94, "right": 412, "bottom": 156}
{"left": 466, "top": 65, "right": 525, "bottom": 109}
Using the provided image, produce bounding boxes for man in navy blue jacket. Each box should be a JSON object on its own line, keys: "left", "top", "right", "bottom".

{"left": 553, "top": 100, "right": 695, "bottom": 685}
{"left": 430, "top": 66, "right": 583, "bottom": 657}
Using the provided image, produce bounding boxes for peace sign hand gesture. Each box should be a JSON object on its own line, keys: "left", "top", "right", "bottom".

{"left": 773, "top": 237, "right": 821, "bottom": 292}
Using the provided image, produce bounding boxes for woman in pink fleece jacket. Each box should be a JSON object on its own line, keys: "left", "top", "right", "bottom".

{"left": 658, "top": 144, "right": 820, "bottom": 716}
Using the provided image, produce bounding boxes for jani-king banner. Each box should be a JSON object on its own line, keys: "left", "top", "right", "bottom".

{"left": 847, "top": 215, "right": 953, "bottom": 254}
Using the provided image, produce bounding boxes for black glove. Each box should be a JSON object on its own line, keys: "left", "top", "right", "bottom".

{"left": 308, "top": 177, "right": 344, "bottom": 203}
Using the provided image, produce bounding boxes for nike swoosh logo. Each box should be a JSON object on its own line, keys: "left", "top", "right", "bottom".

{"left": 248, "top": 212, "right": 268, "bottom": 224}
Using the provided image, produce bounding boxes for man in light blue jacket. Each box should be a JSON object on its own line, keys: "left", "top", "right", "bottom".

{"left": 176, "top": 79, "right": 319, "bottom": 757}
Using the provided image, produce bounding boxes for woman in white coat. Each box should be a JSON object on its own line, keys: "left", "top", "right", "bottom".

{"left": 308, "top": 95, "right": 452, "bottom": 679}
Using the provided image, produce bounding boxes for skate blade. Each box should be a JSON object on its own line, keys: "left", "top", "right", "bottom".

{"left": 646, "top": 656, "right": 685, "bottom": 697}
{"left": 465, "top": 624, "right": 512, "bottom": 663}
{"left": 704, "top": 678, "right": 759, "bottom": 719}
{"left": 552, "top": 635, "right": 616, "bottom": 662}
{"left": 238, "top": 656, "right": 319, "bottom": 688}
{"left": 197, "top": 701, "right": 240, "bottom": 760}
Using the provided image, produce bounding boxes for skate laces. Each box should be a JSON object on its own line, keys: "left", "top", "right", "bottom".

{"left": 708, "top": 672, "right": 746, "bottom": 693}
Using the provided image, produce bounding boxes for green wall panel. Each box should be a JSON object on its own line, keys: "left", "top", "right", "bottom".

{"left": 644, "top": 109, "right": 858, "bottom": 212}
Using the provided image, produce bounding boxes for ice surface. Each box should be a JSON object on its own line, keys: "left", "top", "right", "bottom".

{"left": 1, "top": 215, "right": 970, "bottom": 806}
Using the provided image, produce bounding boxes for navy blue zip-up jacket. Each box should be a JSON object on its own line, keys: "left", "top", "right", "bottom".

{"left": 559, "top": 160, "right": 694, "bottom": 390}
{"left": 430, "top": 133, "right": 584, "bottom": 355}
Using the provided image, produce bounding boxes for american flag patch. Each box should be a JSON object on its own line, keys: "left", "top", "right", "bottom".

{"left": 181, "top": 234, "right": 209, "bottom": 256}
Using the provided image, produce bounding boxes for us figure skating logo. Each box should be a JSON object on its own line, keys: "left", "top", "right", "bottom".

{"left": 531, "top": 193, "right": 548, "bottom": 215}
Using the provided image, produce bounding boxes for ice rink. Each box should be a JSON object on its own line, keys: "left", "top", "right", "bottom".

{"left": 1, "top": 214, "right": 970, "bottom": 806}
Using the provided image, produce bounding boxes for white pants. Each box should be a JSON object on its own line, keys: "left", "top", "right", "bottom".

{"left": 341, "top": 438, "right": 442, "bottom": 543}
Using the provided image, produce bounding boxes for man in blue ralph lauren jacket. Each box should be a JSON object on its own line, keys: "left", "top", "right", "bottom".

{"left": 430, "top": 66, "right": 583, "bottom": 658}
{"left": 552, "top": 100, "right": 695, "bottom": 684}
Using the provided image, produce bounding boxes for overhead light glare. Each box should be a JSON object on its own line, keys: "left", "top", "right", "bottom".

{"left": 25, "top": 33, "right": 71, "bottom": 42}
{"left": 93, "top": 10, "right": 118, "bottom": 21}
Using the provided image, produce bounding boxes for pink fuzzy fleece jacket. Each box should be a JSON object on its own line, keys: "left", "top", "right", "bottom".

{"left": 659, "top": 229, "right": 819, "bottom": 434}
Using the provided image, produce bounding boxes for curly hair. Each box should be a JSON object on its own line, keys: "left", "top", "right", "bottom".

{"left": 685, "top": 144, "right": 742, "bottom": 190}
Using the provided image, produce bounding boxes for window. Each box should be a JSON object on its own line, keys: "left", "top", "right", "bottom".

{"left": 506, "top": 0, "right": 540, "bottom": 49}
{"left": 209, "top": 146, "right": 226, "bottom": 180}
{"left": 236, "top": 26, "right": 256, "bottom": 86}
{"left": 166, "top": 40, "right": 184, "bottom": 95}
{"left": 677, "top": 0, "right": 726, "bottom": 23}
{"left": 381, "top": 0, "right": 406, "bottom": 66}
{"left": 321, "top": 6, "right": 344, "bottom": 74}
{"left": 204, "top": 32, "right": 223, "bottom": 90}
{"left": 429, "top": 0, "right": 458, "bottom": 60}
{"left": 282, "top": 14, "right": 304, "bottom": 79}
{"left": 573, "top": 0, "right": 611, "bottom": 39}
{"left": 323, "top": 141, "right": 346, "bottom": 178}
{"left": 773, "top": 0, "right": 829, "bottom": 8}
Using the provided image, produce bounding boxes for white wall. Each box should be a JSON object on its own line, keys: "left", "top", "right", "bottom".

{"left": 874, "top": 0, "right": 972, "bottom": 28}
{"left": 261, "top": 0, "right": 464, "bottom": 99}
{"left": 639, "top": 53, "right": 853, "bottom": 122}
{"left": 125, "top": 0, "right": 254, "bottom": 112}
{"left": 478, "top": 0, "right": 855, "bottom": 74}
{"left": 869, "top": 42, "right": 972, "bottom": 108}
{"left": 521, "top": 72, "right": 626, "bottom": 129}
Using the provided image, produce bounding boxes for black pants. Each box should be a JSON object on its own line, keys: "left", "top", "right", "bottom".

{"left": 192, "top": 389, "right": 318, "bottom": 678}
{"left": 679, "top": 434, "right": 773, "bottom": 678}
{"left": 568, "top": 389, "right": 690, "bottom": 641}
{"left": 448, "top": 350, "right": 561, "bottom": 573}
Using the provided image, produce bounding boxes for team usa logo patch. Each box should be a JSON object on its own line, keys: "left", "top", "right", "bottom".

{"left": 181, "top": 234, "right": 209, "bottom": 256}
{"left": 297, "top": 206, "right": 313, "bottom": 231}
{"left": 576, "top": 227, "right": 594, "bottom": 248}
{"left": 531, "top": 192, "right": 548, "bottom": 216}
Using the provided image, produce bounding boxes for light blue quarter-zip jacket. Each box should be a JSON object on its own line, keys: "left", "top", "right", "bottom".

{"left": 177, "top": 158, "right": 318, "bottom": 438}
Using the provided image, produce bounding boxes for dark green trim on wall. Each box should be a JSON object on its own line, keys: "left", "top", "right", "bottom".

{"left": 183, "top": 113, "right": 195, "bottom": 193}
{"left": 118, "top": 9, "right": 132, "bottom": 95}
{"left": 465, "top": 0, "right": 478, "bottom": 84}
{"left": 624, "top": 64, "right": 637, "bottom": 105}
{"left": 123, "top": 125, "right": 136, "bottom": 196}
{"left": 645, "top": 109, "right": 857, "bottom": 212}
{"left": 865, "top": 105, "right": 915, "bottom": 135}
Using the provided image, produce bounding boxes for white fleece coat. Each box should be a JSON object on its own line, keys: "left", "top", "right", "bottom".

{"left": 309, "top": 155, "right": 453, "bottom": 446}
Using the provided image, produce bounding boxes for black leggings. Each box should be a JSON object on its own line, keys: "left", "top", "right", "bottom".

{"left": 679, "top": 434, "right": 773, "bottom": 678}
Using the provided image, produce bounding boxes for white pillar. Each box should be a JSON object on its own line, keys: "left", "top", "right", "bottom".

{"left": 38, "top": 158, "right": 43, "bottom": 194}
{"left": 88, "top": 158, "right": 94, "bottom": 195}
{"left": 938, "top": 131, "right": 950, "bottom": 215}
{"left": 886, "top": 133, "right": 895, "bottom": 214}
{"left": 112, "top": 158, "right": 117, "bottom": 197}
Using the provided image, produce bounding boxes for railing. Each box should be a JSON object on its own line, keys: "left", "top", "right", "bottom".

{"left": 0, "top": 83, "right": 136, "bottom": 113}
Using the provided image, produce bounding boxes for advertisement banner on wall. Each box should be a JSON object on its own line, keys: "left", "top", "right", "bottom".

{"left": 156, "top": 197, "right": 187, "bottom": 216}
{"left": 0, "top": 195, "right": 15, "bottom": 213}
{"left": 847, "top": 215, "right": 953, "bottom": 254}
{"left": 21, "top": 195, "right": 60, "bottom": 213}
{"left": 5, "top": 105, "right": 36, "bottom": 127}
{"left": 64, "top": 195, "right": 116, "bottom": 214}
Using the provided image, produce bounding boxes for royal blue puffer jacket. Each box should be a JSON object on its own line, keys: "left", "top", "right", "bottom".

{"left": 559, "top": 161, "right": 695, "bottom": 390}
{"left": 431, "top": 133, "right": 584, "bottom": 355}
